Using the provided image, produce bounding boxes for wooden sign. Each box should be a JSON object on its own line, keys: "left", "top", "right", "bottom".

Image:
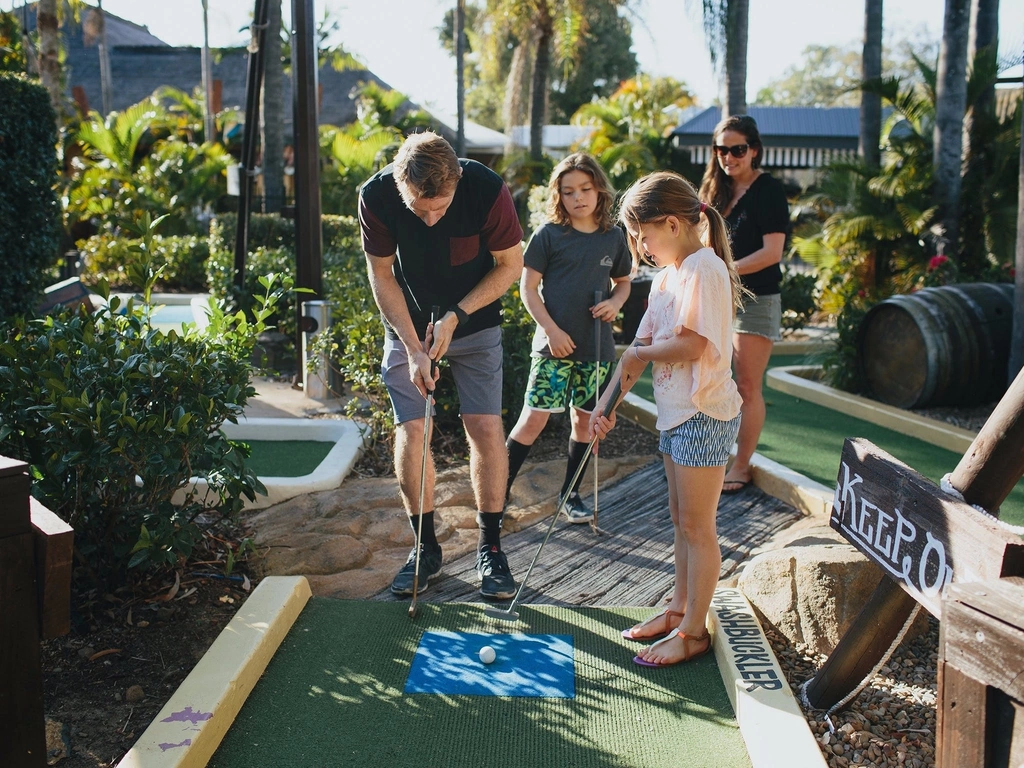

{"left": 830, "top": 438, "right": 1024, "bottom": 618}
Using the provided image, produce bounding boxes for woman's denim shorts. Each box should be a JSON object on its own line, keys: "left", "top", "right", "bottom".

{"left": 734, "top": 293, "right": 782, "bottom": 341}
{"left": 659, "top": 411, "right": 741, "bottom": 467}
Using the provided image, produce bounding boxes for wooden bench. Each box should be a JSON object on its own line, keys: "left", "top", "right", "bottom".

{"left": 36, "top": 276, "right": 95, "bottom": 315}
{"left": 0, "top": 457, "right": 74, "bottom": 768}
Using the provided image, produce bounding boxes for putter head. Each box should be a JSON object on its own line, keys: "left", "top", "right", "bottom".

{"left": 408, "top": 602, "right": 419, "bottom": 619}
{"left": 484, "top": 606, "right": 519, "bottom": 622}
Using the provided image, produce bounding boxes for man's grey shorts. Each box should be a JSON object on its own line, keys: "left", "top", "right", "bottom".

{"left": 381, "top": 326, "right": 503, "bottom": 424}
{"left": 734, "top": 292, "right": 782, "bottom": 341}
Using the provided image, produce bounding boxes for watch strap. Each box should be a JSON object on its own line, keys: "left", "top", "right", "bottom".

{"left": 449, "top": 304, "right": 469, "bottom": 325}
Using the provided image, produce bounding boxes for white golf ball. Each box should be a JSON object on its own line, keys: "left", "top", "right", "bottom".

{"left": 479, "top": 645, "right": 496, "bottom": 664}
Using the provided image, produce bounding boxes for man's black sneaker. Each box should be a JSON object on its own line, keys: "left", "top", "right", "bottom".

{"left": 390, "top": 544, "right": 442, "bottom": 596}
{"left": 562, "top": 492, "right": 593, "bottom": 524}
{"left": 476, "top": 545, "right": 517, "bottom": 599}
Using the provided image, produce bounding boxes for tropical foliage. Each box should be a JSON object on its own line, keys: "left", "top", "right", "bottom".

{"left": 790, "top": 55, "right": 1020, "bottom": 392}
{"left": 571, "top": 75, "right": 696, "bottom": 191}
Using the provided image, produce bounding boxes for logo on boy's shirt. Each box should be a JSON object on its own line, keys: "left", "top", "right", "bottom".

{"left": 600, "top": 255, "right": 614, "bottom": 267}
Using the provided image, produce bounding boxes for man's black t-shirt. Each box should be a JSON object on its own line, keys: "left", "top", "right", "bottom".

{"left": 359, "top": 159, "right": 523, "bottom": 339}
{"left": 725, "top": 172, "right": 789, "bottom": 296}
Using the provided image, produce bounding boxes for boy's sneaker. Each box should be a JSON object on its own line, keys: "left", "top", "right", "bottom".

{"left": 390, "top": 543, "right": 442, "bottom": 596}
{"left": 562, "top": 493, "right": 593, "bottom": 524}
{"left": 476, "top": 546, "right": 517, "bottom": 599}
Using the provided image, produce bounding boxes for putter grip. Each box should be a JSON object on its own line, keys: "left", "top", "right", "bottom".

{"left": 600, "top": 378, "right": 623, "bottom": 419}
{"left": 429, "top": 306, "right": 440, "bottom": 379}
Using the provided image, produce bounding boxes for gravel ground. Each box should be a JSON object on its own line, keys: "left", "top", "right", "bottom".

{"left": 910, "top": 403, "right": 995, "bottom": 432}
{"left": 769, "top": 615, "right": 940, "bottom": 768}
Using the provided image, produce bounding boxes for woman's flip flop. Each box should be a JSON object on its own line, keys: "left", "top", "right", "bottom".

{"left": 621, "top": 608, "right": 684, "bottom": 641}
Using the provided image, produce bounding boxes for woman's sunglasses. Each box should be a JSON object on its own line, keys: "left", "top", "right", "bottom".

{"left": 712, "top": 143, "right": 749, "bottom": 158}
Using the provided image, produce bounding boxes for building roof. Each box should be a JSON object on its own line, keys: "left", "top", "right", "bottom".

{"left": 672, "top": 106, "right": 860, "bottom": 143}
{"left": 671, "top": 106, "right": 861, "bottom": 169}
{"left": 20, "top": 3, "right": 399, "bottom": 134}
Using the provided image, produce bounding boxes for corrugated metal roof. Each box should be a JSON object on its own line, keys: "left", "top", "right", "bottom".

{"left": 672, "top": 106, "right": 860, "bottom": 141}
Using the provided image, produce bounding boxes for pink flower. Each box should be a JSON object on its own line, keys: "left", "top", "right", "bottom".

{"left": 928, "top": 255, "right": 949, "bottom": 271}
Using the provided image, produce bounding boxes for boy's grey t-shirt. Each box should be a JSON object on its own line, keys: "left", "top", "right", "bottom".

{"left": 524, "top": 222, "right": 632, "bottom": 362}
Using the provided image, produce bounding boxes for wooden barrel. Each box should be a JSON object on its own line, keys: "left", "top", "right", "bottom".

{"left": 857, "top": 283, "right": 1014, "bottom": 409}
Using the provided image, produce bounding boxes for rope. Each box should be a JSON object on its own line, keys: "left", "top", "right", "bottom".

{"left": 940, "top": 473, "right": 1024, "bottom": 536}
{"left": 799, "top": 602, "right": 923, "bottom": 733}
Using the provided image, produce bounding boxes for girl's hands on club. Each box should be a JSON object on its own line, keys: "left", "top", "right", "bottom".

{"left": 589, "top": 408, "right": 616, "bottom": 441}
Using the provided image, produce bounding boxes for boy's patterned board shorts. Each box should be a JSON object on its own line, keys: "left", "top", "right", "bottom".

{"left": 523, "top": 357, "right": 611, "bottom": 413}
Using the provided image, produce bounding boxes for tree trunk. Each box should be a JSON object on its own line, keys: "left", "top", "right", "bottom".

{"left": 502, "top": 40, "right": 531, "bottom": 155}
{"left": 529, "top": 19, "right": 552, "bottom": 162}
{"left": 1011, "top": 78, "right": 1024, "bottom": 383}
{"left": 933, "top": 0, "right": 971, "bottom": 255}
{"left": 859, "top": 0, "right": 883, "bottom": 169}
{"left": 262, "top": 0, "right": 285, "bottom": 213}
{"left": 455, "top": 0, "right": 466, "bottom": 156}
{"left": 722, "top": 0, "right": 748, "bottom": 118}
{"left": 95, "top": 1, "right": 112, "bottom": 117}
{"left": 36, "top": 0, "right": 62, "bottom": 124}
{"left": 964, "top": 0, "right": 999, "bottom": 166}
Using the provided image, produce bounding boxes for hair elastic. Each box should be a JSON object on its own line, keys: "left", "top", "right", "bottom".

{"left": 699, "top": 202, "right": 707, "bottom": 214}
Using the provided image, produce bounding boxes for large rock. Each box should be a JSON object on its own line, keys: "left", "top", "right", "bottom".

{"left": 738, "top": 526, "right": 883, "bottom": 655}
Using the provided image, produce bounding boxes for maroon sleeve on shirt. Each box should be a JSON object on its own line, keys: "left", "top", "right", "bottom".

{"left": 481, "top": 184, "right": 524, "bottom": 252}
{"left": 358, "top": 194, "right": 397, "bottom": 257}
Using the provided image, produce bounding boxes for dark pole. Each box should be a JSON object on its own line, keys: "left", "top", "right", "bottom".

{"left": 455, "top": 0, "right": 466, "bottom": 156}
{"left": 291, "top": 0, "right": 323, "bottom": 353}
{"left": 233, "top": 0, "right": 270, "bottom": 293}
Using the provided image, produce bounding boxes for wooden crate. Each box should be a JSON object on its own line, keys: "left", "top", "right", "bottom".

{"left": 938, "top": 578, "right": 1024, "bottom": 767}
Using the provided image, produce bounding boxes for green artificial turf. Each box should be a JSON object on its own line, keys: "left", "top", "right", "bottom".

{"left": 209, "top": 599, "right": 750, "bottom": 768}
{"left": 631, "top": 353, "right": 1024, "bottom": 527}
{"left": 241, "top": 440, "right": 335, "bottom": 478}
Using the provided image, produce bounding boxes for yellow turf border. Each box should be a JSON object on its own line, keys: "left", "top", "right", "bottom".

{"left": 117, "top": 577, "right": 825, "bottom": 767}
{"left": 709, "top": 588, "right": 828, "bottom": 768}
{"left": 116, "top": 576, "right": 312, "bottom": 768}
{"left": 766, "top": 366, "right": 976, "bottom": 453}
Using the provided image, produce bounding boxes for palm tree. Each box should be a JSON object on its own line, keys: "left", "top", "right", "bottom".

{"left": 690, "top": 0, "right": 748, "bottom": 117}
{"left": 262, "top": 0, "right": 285, "bottom": 213}
{"left": 860, "top": 0, "right": 884, "bottom": 169}
{"left": 35, "top": 0, "right": 60, "bottom": 120}
{"left": 487, "top": 0, "right": 588, "bottom": 162}
{"left": 933, "top": 0, "right": 971, "bottom": 254}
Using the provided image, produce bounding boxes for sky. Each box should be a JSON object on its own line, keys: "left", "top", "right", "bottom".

{"left": 6, "top": 0, "right": 1023, "bottom": 113}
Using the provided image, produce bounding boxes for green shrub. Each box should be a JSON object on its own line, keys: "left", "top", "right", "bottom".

{"left": 78, "top": 233, "right": 211, "bottom": 291}
{"left": 0, "top": 238, "right": 292, "bottom": 581}
{"left": 779, "top": 264, "right": 820, "bottom": 334}
{"left": 0, "top": 74, "right": 60, "bottom": 322}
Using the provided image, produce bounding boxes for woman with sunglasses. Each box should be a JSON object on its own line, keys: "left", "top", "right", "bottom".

{"left": 698, "top": 115, "right": 789, "bottom": 495}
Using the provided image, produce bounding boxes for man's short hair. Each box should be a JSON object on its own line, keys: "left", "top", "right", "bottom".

{"left": 393, "top": 132, "right": 461, "bottom": 198}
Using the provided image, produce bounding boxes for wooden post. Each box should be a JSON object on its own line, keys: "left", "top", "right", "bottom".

{"left": 946, "top": 365, "right": 1024, "bottom": 513}
{"left": 0, "top": 458, "right": 47, "bottom": 768}
{"left": 804, "top": 370, "right": 1024, "bottom": 712}
{"left": 938, "top": 578, "right": 1024, "bottom": 767}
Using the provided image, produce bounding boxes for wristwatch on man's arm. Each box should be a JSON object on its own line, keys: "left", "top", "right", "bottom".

{"left": 447, "top": 303, "right": 469, "bottom": 326}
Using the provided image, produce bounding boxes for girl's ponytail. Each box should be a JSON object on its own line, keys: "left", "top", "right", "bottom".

{"left": 699, "top": 203, "right": 746, "bottom": 313}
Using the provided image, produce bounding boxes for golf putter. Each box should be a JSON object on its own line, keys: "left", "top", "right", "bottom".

{"left": 590, "top": 290, "right": 607, "bottom": 536}
{"left": 485, "top": 375, "right": 624, "bottom": 623}
{"left": 409, "top": 306, "right": 440, "bottom": 620}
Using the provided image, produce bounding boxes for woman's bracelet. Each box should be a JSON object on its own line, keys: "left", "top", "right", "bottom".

{"left": 634, "top": 345, "right": 646, "bottom": 363}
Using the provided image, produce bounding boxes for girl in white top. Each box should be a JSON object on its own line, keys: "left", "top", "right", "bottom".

{"left": 591, "top": 171, "right": 745, "bottom": 667}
